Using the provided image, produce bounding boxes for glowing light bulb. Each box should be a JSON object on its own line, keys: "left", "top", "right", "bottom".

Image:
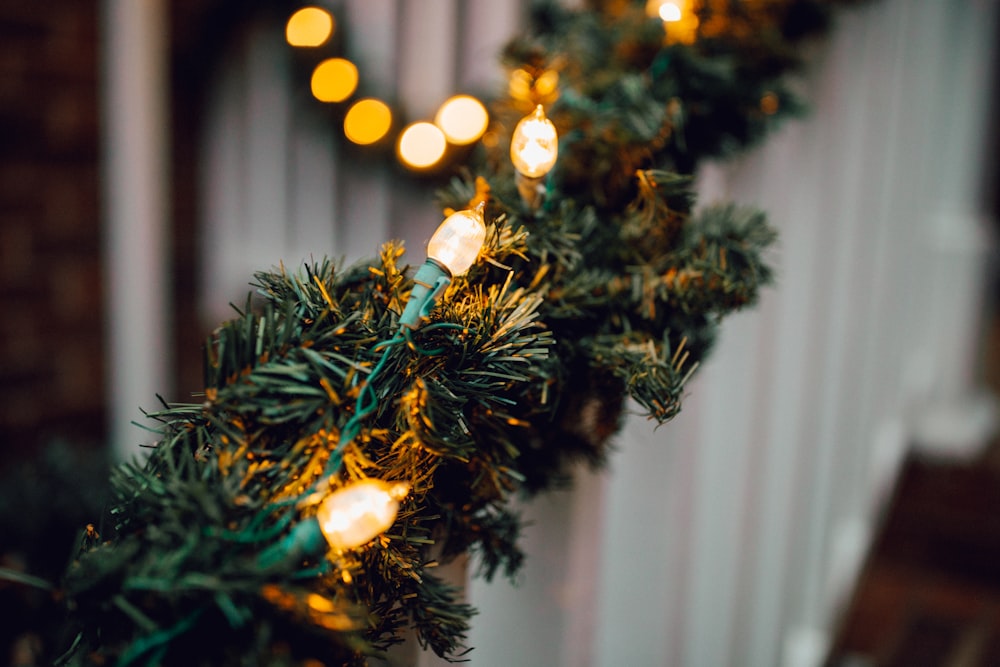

{"left": 435, "top": 95, "right": 489, "bottom": 146}
{"left": 398, "top": 205, "right": 487, "bottom": 330}
{"left": 344, "top": 98, "right": 393, "bottom": 145}
{"left": 311, "top": 58, "right": 358, "bottom": 103}
{"left": 510, "top": 105, "right": 558, "bottom": 179}
{"left": 314, "top": 479, "right": 410, "bottom": 551}
{"left": 286, "top": 7, "right": 334, "bottom": 47}
{"left": 428, "top": 207, "right": 488, "bottom": 277}
{"left": 398, "top": 122, "right": 447, "bottom": 170}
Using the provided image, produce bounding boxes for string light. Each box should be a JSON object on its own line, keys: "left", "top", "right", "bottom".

{"left": 285, "top": 6, "right": 335, "bottom": 47}
{"left": 398, "top": 204, "right": 487, "bottom": 330}
{"left": 397, "top": 122, "right": 447, "bottom": 170}
{"left": 510, "top": 105, "right": 558, "bottom": 179}
{"left": 284, "top": 10, "right": 496, "bottom": 169}
{"left": 434, "top": 95, "right": 489, "bottom": 146}
{"left": 259, "top": 479, "right": 410, "bottom": 567}
{"left": 310, "top": 58, "right": 358, "bottom": 103}
{"left": 510, "top": 105, "right": 558, "bottom": 208}
{"left": 314, "top": 479, "right": 410, "bottom": 551}
{"left": 344, "top": 98, "right": 393, "bottom": 145}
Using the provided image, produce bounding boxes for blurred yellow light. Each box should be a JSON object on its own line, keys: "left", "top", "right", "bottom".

{"left": 434, "top": 95, "right": 489, "bottom": 145}
{"left": 509, "top": 68, "right": 560, "bottom": 105}
{"left": 647, "top": 0, "right": 699, "bottom": 43}
{"left": 286, "top": 7, "right": 334, "bottom": 47}
{"left": 343, "top": 99, "right": 393, "bottom": 145}
{"left": 315, "top": 479, "right": 409, "bottom": 551}
{"left": 398, "top": 122, "right": 447, "bottom": 169}
{"left": 311, "top": 58, "right": 358, "bottom": 103}
{"left": 760, "top": 92, "right": 780, "bottom": 115}
{"left": 481, "top": 131, "right": 499, "bottom": 149}
{"left": 509, "top": 68, "right": 533, "bottom": 102}
{"left": 659, "top": 2, "right": 682, "bottom": 21}
{"left": 510, "top": 105, "right": 558, "bottom": 178}
{"left": 534, "top": 70, "right": 559, "bottom": 98}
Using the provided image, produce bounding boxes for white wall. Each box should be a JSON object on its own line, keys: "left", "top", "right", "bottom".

{"left": 186, "top": 1, "right": 999, "bottom": 665}
{"left": 101, "top": 0, "right": 171, "bottom": 459}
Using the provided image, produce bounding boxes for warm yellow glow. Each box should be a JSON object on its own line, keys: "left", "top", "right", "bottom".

{"left": 427, "top": 206, "right": 487, "bottom": 276}
{"left": 659, "top": 2, "right": 682, "bottom": 21}
{"left": 509, "top": 68, "right": 533, "bottom": 101}
{"left": 285, "top": 7, "right": 334, "bottom": 47}
{"left": 534, "top": 70, "right": 559, "bottom": 98}
{"left": 344, "top": 98, "right": 393, "bottom": 145}
{"left": 510, "top": 105, "right": 558, "bottom": 178}
{"left": 397, "top": 122, "right": 447, "bottom": 170}
{"left": 311, "top": 58, "right": 358, "bottom": 103}
{"left": 509, "top": 68, "right": 560, "bottom": 105}
{"left": 434, "top": 95, "right": 489, "bottom": 145}
{"left": 760, "top": 91, "right": 780, "bottom": 115}
{"left": 646, "top": 0, "right": 699, "bottom": 43}
{"left": 314, "top": 479, "right": 410, "bottom": 551}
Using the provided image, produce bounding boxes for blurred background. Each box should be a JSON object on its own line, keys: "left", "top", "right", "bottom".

{"left": 1, "top": 0, "right": 998, "bottom": 665}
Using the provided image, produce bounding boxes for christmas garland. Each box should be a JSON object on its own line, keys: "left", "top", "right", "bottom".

{"left": 38, "top": 1, "right": 861, "bottom": 665}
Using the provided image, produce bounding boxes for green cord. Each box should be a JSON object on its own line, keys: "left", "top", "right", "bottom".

{"left": 318, "top": 323, "right": 477, "bottom": 482}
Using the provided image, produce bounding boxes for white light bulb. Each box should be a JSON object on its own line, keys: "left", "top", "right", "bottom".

{"left": 427, "top": 207, "right": 487, "bottom": 277}
{"left": 314, "top": 479, "right": 410, "bottom": 551}
{"left": 398, "top": 205, "right": 487, "bottom": 330}
{"left": 510, "top": 105, "right": 558, "bottom": 179}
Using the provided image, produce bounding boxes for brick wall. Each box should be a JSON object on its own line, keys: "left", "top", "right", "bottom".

{"left": 0, "top": 1, "right": 106, "bottom": 465}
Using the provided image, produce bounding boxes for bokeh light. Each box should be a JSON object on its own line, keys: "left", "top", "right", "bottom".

{"left": 646, "top": 0, "right": 699, "bottom": 43}
{"left": 760, "top": 92, "right": 780, "bottom": 115}
{"left": 397, "top": 122, "right": 447, "bottom": 170}
{"left": 509, "top": 69, "right": 533, "bottom": 102}
{"left": 311, "top": 58, "right": 358, "bottom": 103}
{"left": 343, "top": 99, "right": 393, "bottom": 145}
{"left": 534, "top": 70, "right": 559, "bottom": 98}
{"left": 285, "top": 7, "right": 334, "bottom": 47}
{"left": 434, "top": 95, "right": 489, "bottom": 145}
{"left": 658, "top": 2, "right": 682, "bottom": 21}
{"left": 481, "top": 131, "right": 500, "bottom": 149}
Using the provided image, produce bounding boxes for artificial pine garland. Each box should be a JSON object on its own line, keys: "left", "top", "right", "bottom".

{"left": 23, "top": 1, "right": 861, "bottom": 665}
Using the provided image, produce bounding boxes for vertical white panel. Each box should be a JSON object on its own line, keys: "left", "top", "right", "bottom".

{"left": 287, "top": 117, "right": 337, "bottom": 265}
{"left": 793, "top": 3, "right": 899, "bottom": 638}
{"left": 915, "top": 0, "right": 998, "bottom": 402}
{"left": 391, "top": 0, "right": 462, "bottom": 255}
{"left": 343, "top": 0, "right": 398, "bottom": 96}
{"left": 731, "top": 121, "right": 826, "bottom": 667}
{"left": 682, "top": 310, "right": 766, "bottom": 667}
{"left": 460, "top": 1, "right": 523, "bottom": 92}
{"left": 558, "top": 467, "right": 609, "bottom": 667}
{"left": 593, "top": 400, "right": 700, "bottom": 667}
{"left": 200, "top": 44, "right": 247, "bottom": 323}
{"left": 398, "top": 0, "right": 458, "bottom": 119}
{"left": 338, "top": 0, "right": 397, "bottom": 265}
{"left": 243, "top": 24, "right": 292, "bottom": 272}
{"left": 468, "top": 469, "right": 605, "bottom": 667}
{"left": 102, "top": 0, "right": 171, "bottom": 459}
